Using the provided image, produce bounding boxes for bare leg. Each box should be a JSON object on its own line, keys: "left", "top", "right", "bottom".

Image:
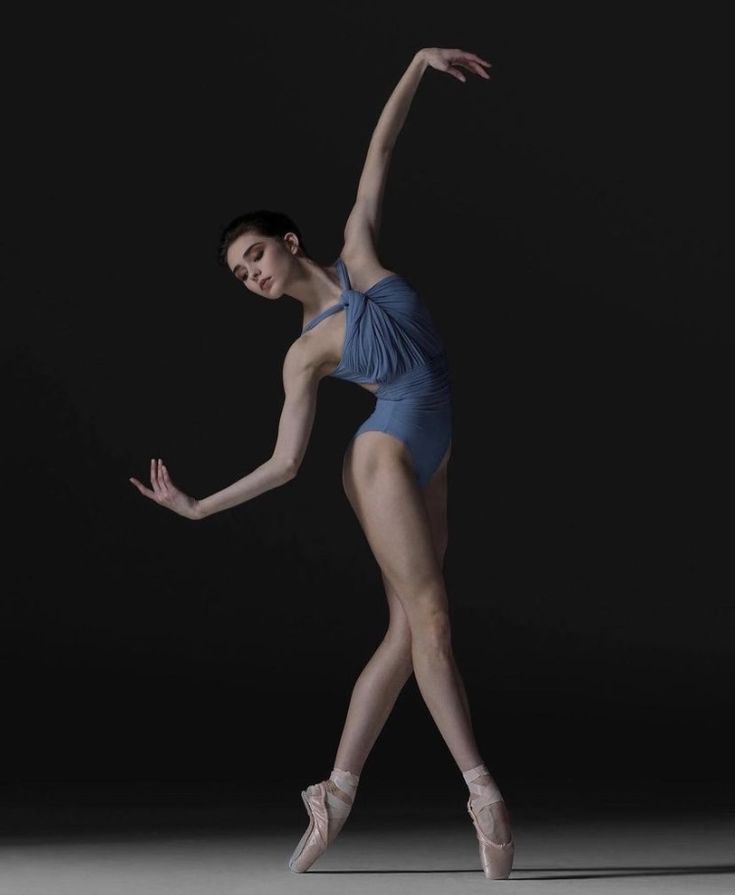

{"left": 333, "top": 630, "right": 413, "bottom": 776}
{"left": 342, "top": 433, "right": 511, "bottom": 843}
{"left": 290, "top": 438, "right": 506, "bottom": 874}
{"left": 333, "top": 450, "right": 456, "bottom": 780}
{"left": 332, "top": 578, "right": 473, "bottom": 777}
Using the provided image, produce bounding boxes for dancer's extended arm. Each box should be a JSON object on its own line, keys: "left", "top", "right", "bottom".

{"left": 130, "top": 341, "right": 323, "bottom": 519}
{"left": 196, "top": 341, "right": 321, "bottom": 518}
{"left": 344, "top": 48, "right": 491, "bottom": 250}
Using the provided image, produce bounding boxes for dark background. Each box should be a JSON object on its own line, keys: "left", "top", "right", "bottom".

{"left": 2, "top": 3, "right": 733, "bottom": 815}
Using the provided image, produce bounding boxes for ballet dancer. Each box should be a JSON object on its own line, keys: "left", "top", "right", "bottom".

{"left": 130, "top": 46, "right": 513, "bottom": 880}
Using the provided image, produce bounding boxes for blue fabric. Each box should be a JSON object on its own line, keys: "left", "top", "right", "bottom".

{"left": 301, "top": 257, "right": 453, "bottom": 487}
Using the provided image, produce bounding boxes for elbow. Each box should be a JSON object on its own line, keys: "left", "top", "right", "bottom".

{"left": 274, "top": 457, "right": 299, "bottom": 483}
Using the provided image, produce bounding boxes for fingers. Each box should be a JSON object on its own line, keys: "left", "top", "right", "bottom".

{"left": 148, "top": 458, "right": 171, "bottom": 501}
{"left": 160, "top": 461, "right": 173, "bottom": 489}
{"left": 130, "top": 460, "right": 177, "bottom": 509}
{"left": 466, "top": 60, "right": 491, "bottom": 79}
{"left": 129, "top": 477, "right": 156, "bottom": 499}
{"left": 131, "top": 459, "right": 178, "bottom": 507}
{"left": 157, "top": 459, "right": 169, "bottom": 495}
{"left": 451, "top": 51, "right": 492, "bottom": 81}
{"left": 458, "top": 53, "right": 493, "bottom": 80}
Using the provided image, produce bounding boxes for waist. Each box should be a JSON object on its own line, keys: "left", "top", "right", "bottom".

{"left": 375, "top": 352, "right": 452, "bottom": 403}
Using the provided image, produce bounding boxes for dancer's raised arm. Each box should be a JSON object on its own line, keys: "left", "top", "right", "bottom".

{"left": 343, "top": 48, "right": 491, "bottom": 255}
{"left": 130, "top": 340, "right": 323, "bottom": 519}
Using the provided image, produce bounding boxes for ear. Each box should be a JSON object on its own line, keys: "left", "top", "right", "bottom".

{"left": 283, "top": 231, "right": 300, "bottom": 254}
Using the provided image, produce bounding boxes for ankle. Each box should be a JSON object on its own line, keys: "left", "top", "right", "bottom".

{"left": 471, "top": 773, "right": 493, "bottom": 789}
{"left": 327, "top": 767, "right": 360, "bottom": 805}
{"left": 325, "top": 779, "right": 350, "bottom": 804}
{"left": 462, "top": 762, "right": 503, "bottom": 806}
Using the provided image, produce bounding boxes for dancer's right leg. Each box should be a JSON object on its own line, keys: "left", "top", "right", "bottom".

{"left": 289, "top": 580, "right": 415, "bottom": 872}
{"left": 332, "top": 576, "right": 414, "bottom": 777}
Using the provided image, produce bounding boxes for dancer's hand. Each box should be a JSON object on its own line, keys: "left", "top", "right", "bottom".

{"left": 420, "top": 48, "right": 492, "bottom": 83}
{"left": 129, "top": 459, "right": 202, "bottom": 520}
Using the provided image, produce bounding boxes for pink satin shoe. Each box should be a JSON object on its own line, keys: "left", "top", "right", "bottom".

{"left": 463, "top": 764, "right": 514, "bottom": 880}
{"left": 289, "top": 779, "right": 354, "bottom": 873}
{"left": 466, "top": 796, "right": 514, "bottom": 879}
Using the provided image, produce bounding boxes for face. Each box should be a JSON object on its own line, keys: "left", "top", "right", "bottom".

{"left": 226, "top": 232, "right": 292, "bottom": 299}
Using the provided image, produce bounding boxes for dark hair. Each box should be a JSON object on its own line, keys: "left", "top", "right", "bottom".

{"left": 217, "top": 209, "right": 313, "bottom": 267}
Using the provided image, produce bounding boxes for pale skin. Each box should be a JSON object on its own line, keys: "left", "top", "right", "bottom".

{"left": 130, "top": 48, "right": 510, "bottom": 842}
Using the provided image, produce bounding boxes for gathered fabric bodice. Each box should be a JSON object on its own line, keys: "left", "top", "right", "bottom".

{"left": 301, "top": 257, "right": 451, "bottom": 404}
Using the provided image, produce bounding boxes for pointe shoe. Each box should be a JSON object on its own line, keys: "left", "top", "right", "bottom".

{"left": 288, "top": 780, "right": 354, "bottom": 873}
{"left": 466, "top": 796, "right": 515, "bottom": 880}
{"left": 463, "top": 764, "right": 514, "bottom": 880}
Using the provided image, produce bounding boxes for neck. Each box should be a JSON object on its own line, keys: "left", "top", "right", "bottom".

{"left": 286, "top": 257, "right": 342, "bottom": 315}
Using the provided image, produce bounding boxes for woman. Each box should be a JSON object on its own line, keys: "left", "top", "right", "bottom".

{"left": 130, "top": 47, "right": 513, "bottom": 880}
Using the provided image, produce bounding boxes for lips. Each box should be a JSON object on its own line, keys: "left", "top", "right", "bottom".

{"left": 261, "top": 277, "right": 272, "bottom": 292}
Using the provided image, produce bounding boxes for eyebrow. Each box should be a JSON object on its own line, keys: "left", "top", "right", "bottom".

{"left": 231, "top": 242, "right": 263, "bottom": 277}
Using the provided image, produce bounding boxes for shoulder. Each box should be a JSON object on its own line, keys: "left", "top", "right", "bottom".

{"left": 337, "top": 244, "right": 397, "bottom": 294}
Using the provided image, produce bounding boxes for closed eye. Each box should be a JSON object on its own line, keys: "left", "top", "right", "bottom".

{"left": 239, "top": 251, "right": 263, "bottom": 282}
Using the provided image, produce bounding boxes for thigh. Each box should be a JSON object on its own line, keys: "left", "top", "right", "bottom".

{"left": 377, "top": 439, "right": 452, "bottom": 634}
{"left": 423, "top": 440, "right": 451, "bottom": 565}
{"left": 341, "top": 435, "right": 451, "bottom": 567}
{"left": 341, "top": 431, "right": 447, "bottom": 617}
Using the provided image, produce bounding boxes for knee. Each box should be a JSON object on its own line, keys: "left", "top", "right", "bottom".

{"left": 412, "top": 602, "right": 453, "bottom": 656}
{"left": 383, "top": 625, "right": 412, "bottom": 661}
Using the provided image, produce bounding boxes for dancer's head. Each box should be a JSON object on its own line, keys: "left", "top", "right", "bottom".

{"left": 218, "top": 209, "right": 312, "bottom": 299}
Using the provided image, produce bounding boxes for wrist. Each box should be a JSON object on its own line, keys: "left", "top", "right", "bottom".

{"left": 194, "top": 499, "right": 209, "bottom": 520}
{"left": 413, "top": 51, "right": 430, "bottom": 76}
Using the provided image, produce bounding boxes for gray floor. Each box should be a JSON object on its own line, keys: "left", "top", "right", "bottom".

{"left": 1, "top": 813, "right": 734, "bottom": 894}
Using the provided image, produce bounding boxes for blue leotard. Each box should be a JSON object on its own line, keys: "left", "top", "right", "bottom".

{"left": 301, "top": 257, "right": 453, "bottom": 487}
